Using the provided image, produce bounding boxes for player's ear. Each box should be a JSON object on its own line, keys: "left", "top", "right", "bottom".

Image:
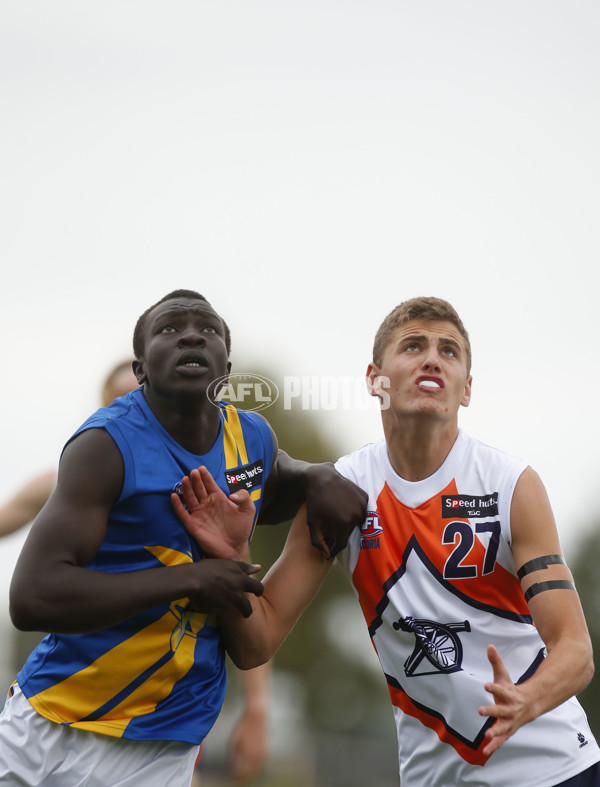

{"left": 132, "top": 359, "right": 147, "bottom": 385}
{"left": 461, "top": 375, "right": 472, "bottom": 408}
{"left": 366, "top": 362, "right": 382, "bottom": 398}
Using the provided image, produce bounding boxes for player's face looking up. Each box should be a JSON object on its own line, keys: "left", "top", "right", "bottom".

{"left": 134, "top": 297, "right": 231, "bottom": 398}
{"left": 367, "top": 319, "right": 472, "bottom": 420}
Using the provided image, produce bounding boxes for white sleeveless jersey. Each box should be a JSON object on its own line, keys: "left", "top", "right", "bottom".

{"left": 335, "top": 430, "right": 599, "bottom": 787}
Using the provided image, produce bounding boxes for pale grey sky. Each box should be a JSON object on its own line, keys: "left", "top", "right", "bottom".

{"left": 1, "top": 0, "right": 599, "bottom": 611}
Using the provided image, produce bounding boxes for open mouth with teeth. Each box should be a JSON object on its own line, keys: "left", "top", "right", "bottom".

{"left": 418, "top": 379, "right": 442, "bottom": 389}
{"left": 176, "top": 355, "right": 209, "bottom": 372}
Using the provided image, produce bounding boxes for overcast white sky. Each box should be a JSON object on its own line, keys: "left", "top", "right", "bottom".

{"left": 1, "top": 0, "right": 599, "bottom": 610}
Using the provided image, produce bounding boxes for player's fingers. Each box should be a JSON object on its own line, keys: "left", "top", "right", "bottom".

{"left": 487, "top": 644, "right": 511, "bottom": 683}
{"left": 478, "top": 701, "right": 499, "bottom": 718}
{"left": 170, "top": 491, "right": 187, "bottom": 519}
{"left": 229, "top": 489, "right": 255, "bottom": 513}
{"left": 479, "top": 701, "right": 509, "bottom": 720}
{"left": 189, "top": 468, "right": 209, "bottom": 502}
{"left": 176, "top": 476, "right": 200, "bottom": 513}
{"left": 307, "top": 527, "right": 332, "bottom": 560}
{"left": 198, "top": 465, "right": 222, "bottom": 496}
{"left": 176, "top": 476, "right": 196, "bottom": 512}
{"left": 482, "top": 733, "right": 507, "bottom": 757}
{"left": 235, "top": 596, "right": 254, "bottom": 618}
{"left": 237, "top": 562, "right": 263, "bottom": 578}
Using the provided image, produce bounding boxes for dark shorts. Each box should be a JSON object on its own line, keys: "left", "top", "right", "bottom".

{"left": 554, "top": 762, "right": 600, "bottom": 787}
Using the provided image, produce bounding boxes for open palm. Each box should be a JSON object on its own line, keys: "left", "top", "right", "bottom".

{"left": 171, "top": 466, "right": 255, "bottom": 560}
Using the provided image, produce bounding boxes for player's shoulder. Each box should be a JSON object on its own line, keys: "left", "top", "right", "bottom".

{"left": 335, "top": 439, "right": 385, "bottom": 479}
{"left": 461, "top": 429, "right": 526, "bottom": 467}
{"left": 77, "top": 389, "right": 141, "bottom": 431}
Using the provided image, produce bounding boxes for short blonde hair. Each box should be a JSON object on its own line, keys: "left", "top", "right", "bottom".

{"left": 373, "top": 297, "right": 471, "bottom": 373}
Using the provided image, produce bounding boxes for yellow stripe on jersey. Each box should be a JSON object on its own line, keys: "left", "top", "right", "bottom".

{"left": 222, "top": 405, "right": 264, "bottom": 541}
{"left": 72, "top": 615, "right": 200, "bottom": 737}
{"left": 27, "top": 546, "right": 208, "bottom": 737}
{"left": 145, "top": 544, "right": 194, "bottom": 567}
{"left": 222, "top": 404, "right": 249, "bottom": 466}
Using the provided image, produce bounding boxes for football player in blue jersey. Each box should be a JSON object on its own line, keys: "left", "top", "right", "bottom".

{"left": 0, "top": 289, "right": 367, "bottom": 787}
{"left": 0, "top": 355, "right": 273, "bottom": 785}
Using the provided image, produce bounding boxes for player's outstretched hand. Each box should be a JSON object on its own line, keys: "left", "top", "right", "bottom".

{"left": 172, "top": 466, "right": 256, "bottom": 560}
{"left": 188, "top": 559, "right": 263, "bottom": 619}
{"left": 304, "top": 463, "right": 368, "bottom": 559}
{"left": 478, "top": 644, "right": 528, "bottom": 756}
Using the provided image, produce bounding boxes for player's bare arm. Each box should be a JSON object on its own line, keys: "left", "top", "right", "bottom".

{"left": 478, "top": 466, "right": 594, "bottom": 755}
{"left": 173, "top": 470, "right": 332, "bottom": 670}
{"left": 10, "top": 429, "right": 262, "bottom": 633}
{"left": 259, "top": 421, "right": 367, "bottom": 559}
{"left": 218, "top": 503, "right": 332, "bottom": 669}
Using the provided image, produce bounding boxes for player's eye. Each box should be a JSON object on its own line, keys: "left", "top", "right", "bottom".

{"left": 202, "top": 325, "right": 218, "bottom": 334}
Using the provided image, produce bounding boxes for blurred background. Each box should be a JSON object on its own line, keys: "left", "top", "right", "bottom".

{"left": 1, "top": 2, "right": 599, "bottom": 784}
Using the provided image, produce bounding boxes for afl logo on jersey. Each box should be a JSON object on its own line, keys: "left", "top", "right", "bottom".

{"left": 361, "top": 511, "right": 382, "bottom": 549}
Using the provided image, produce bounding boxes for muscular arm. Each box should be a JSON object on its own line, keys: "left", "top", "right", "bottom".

{"left": 218, "top": 504, "right": 332, "bottom": 669}
{"left": 479, "top": 467, "right": 594, "bottom": 754}
{"left": 9, "top": 429, "right": 262, "bottom": 634}
{"left": 0, "top": 469, "right": 56, "bottom": 537}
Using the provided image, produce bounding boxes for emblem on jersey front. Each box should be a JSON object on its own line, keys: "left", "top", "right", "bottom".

{"left": 368, "top": 536, "right": 537, "bottom": 755}
{"left": 393, "top": 615, "right": 471, "bottom": 676}
{"left": 360, "top": 511, "right": 383, "bottom": 550}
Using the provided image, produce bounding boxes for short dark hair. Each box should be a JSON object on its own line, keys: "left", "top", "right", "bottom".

{"left": 373, "top": 296, "right": 471, "bottom": 373}
{"left": 132, "top": 289, "right": 232, "bottom": 358}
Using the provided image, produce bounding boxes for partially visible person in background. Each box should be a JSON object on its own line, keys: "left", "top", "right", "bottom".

{"left": 0, "top": 359, "right": 137, "bottom": 538}
{"left": 0, "top": 355, "right": 272, "bottom": 785}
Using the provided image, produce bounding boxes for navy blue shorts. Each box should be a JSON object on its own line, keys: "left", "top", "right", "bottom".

{"left": 554, "top": 762, "right": 600, "bottom": 787}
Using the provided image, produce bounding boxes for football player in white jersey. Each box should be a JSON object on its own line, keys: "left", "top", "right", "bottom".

{"left": 175, "top": 296, "right": 599, "bottom": 787}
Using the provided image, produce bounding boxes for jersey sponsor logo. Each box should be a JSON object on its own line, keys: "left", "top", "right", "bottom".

{"left": 224, "top": 459, "right": 264, "bottom": 492}
{"left": 360, "top": 512, "right": 382, "bottom": 549}
{"left": 442, "top": 493, "right": 498, "bottom": 518}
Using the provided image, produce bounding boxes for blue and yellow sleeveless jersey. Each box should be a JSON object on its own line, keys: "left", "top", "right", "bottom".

{"left": 16, "top": 388, "right": 274, "bottom": 745}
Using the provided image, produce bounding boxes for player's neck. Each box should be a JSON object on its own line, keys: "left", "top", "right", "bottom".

{"left": 143, "top": 388, "right": 223, "bottom": 455}
{"left": 383, "top": 416, "right": 459, "bottom": 482}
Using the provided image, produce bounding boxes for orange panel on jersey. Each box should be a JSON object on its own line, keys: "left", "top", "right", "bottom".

{"left": 354, "top": 480, "right": 528, "bottom": 620}
{"left": 388, "top": 684, "right": 489, "bottom": 767}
